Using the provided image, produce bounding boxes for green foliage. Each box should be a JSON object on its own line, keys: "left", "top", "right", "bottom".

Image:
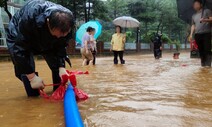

{"left": 141, "top": 31, "right": 155, "bottom": 43}
{"left": 172, "top": 40, "right": 181, "bottom": 51}
{"left": 48, "top": 0, "right": 188, "bottom": 44}
{"left": 141, "top": 31, "right": 173, "bottom": 44}
{"left": 106, "top": 0, "right": 129, "bottom": 20}
{"left": 127, "top": 0, "right": 187, "bottom": 43}
{"left": 49, "top": 0, "right": 108, "bottom": 21}
{"left": 92, "top": 0, "right": 109, "bottom": 21}
{"left": 98, "top": 30, "right": 113, "bottom": 42}
{"left": 161, "top": 34, "right": 173, "bottom": 44}
{"left": 126, "top": 31, "right": 135, "bottom": 43}
{"left": 0, "top": 0, "right": 6, "bottom": 7}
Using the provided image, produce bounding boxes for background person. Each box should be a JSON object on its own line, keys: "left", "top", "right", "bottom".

{"left": 81, "top": 27, "right": 95, "bottom": 66}
{"left": 90, "top": 29, "right": 97, "bottom": 65}
{"left": 189, "top": 0, "right": 212, "bottom": 67}
{"left": 6, "top": 0, "right": 74, "bottom": 96}
{"left": 110, "top": 26, "right": 126, "bottom": 64}
{"left": 152, "top": 33, "right": 163, "bottom": 59}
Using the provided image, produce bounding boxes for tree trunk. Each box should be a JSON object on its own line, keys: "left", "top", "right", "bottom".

{"left": 88, "top": 0, "right": 90, "bottom": 21}
{"left": 160, "top": 25, "right": 164, "bottom": 34}
{"left": 157, "top": 14, "right": 163, "bottom": 34}
{"left": 73, "top": 0, "right": 76, "bottom": 19}
{"left": 145, "top": 22, "right": 148, "bottom": 36}
{"left": 84, "top": 0, "right": 88, "bottom": 22}
{"left": 114, "top": 0, "right": 117, "bottom": 18}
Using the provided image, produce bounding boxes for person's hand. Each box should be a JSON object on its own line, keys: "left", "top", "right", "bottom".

{"left": 86, "top": 49, "right": 89, "bottom": 54}
{"left": 188, "top": 35, "right": 193, "bottom": 42}
{"left": 110, "top": 47, "right": 112, "bottom": 52}
{"left": 91, "top": 47, "right": 94, "bottom": 51}
{"left": 59, "top": 67, "right": 69, "bottom": 83}
{"left": 59, "top": 67, "right": 69, "bottom": 78}
{"left": 123, "top": 33, "right": 126, "bottom": 38}
{"left": 200, "top": 18, "right": 207, "bottom": 23}
{"left": 29, "top": 75, "right": 44, "bottom": 89}
{"left": 160, "top": 46, "right": 162, "bottom": 50}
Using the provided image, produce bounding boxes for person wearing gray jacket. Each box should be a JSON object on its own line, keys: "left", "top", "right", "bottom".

{"left": 189, "top": 0, "right": 212, "bottom": 67}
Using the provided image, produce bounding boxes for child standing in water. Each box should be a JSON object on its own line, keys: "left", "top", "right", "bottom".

{"left": 110, "top": 26, "right": 126, "bottom": 64}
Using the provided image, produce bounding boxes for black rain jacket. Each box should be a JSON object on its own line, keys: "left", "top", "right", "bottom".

{"left": 153, "top": 35, "right": 162, "bottom": 49}
{"left": 6, "top": 0, "right": 73, "bottom": 74}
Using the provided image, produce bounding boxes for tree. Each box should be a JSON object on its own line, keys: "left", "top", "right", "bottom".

{"left": 91, "top": 0, "right": 109, "bottom": 21}
{"left": 0, "top": 0, "right": 12, "bottom": 20}
{"left": 127, "top": 0, "right": 187, "bottom": 44}
{"left": 106, "top": 0, "right": 129, "bottom": 20}
{"left": 157, "top": 0, "right": 187, "bottom": 43}
{"left": 128, "top": 0, "right": 162, "bottom": 36}
{"left": 49, "top": 0, "right": 108, "bottom": 22}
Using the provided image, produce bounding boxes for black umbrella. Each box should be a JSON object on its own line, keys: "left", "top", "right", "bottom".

{"left": 177, "top": 0, "right": 212, "bottom": 24}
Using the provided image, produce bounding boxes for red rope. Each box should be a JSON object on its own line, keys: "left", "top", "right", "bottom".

{"left": 39, "top": 70, "right": 89, "bottom": 101}
{"left": 44, "top": 84, "right": 60, "bottom": 87}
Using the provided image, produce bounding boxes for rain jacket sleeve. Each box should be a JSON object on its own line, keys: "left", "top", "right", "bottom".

{"left": 56, "top": 33, "right": 72, "bottom": 68}
{"left": 7, "top": 0, "right": 73, "bottom": 74}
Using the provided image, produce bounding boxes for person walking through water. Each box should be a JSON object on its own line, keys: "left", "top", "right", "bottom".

{"left": 6, "top": 0, "right": 74, "bottom": 96}
{"left": 90, "top": 29, "right": 97, "bottom": 65}
{"left": 189, "top": 0, "right": 212, "bottom": 67}
{"left": 110, "top": 26, "right": 126, "bottom": 64}
{"left": 152, "top": 33, "right": 163, "bottom": 59}
{"left": 81, "top": 27, "right": 95, "bottom": 66}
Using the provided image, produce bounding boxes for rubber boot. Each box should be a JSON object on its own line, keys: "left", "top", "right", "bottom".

{"left": 21, "top": 72, "right": 40, "bottom": 97}
{"left": 121, "top": 60, "right": 125, "bottom": 64}
{"left": 114, "top": 59, "right": 118, "bottom": 64}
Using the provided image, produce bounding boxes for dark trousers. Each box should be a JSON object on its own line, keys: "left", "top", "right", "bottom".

{"left": 154, "top": 49, "right": 162, "bottom": 59}
{"left": 86, "top": 49, "right": 96, "bottom": 65}
{"left": 92, "top": 50, "right": 96, "bottom": 65}
{"left": 13, "top": 54, "right": 62, "bottom": 96}
{"left": 195, "top": 33, "right": 212, "bottom": 67}
{"left": 113, "top": 51, "right": 125, "bottom": 64}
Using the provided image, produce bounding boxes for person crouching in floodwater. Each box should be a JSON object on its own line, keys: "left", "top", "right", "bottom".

{"left": 81, "top": 27, "right": 95, "bottom": 66}
{"left": 6, "top": 0, "right": 74, "bottom": 97}
{"left": 110, "top": 26, "right": 126, "bottom": 64}
{"left": 152, "top": 33, "right": 163, "bottom": 59}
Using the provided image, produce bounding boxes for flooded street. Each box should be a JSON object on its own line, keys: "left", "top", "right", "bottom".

{"left": 0, "top": 52, "right": 212, "bottom": 127}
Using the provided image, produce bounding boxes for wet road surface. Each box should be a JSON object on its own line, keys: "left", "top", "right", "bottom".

{"left": 0, "top": 52, "right": 212, "bottom": 127}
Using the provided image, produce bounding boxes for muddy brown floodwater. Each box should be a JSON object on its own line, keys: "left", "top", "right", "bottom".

{"left": 0, "top": 52, "right": 212, "bottom": 127}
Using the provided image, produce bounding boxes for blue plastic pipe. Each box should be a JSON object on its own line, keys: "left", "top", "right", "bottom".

{"left": 64, "top": 83, "right": 84, "bottom": 127}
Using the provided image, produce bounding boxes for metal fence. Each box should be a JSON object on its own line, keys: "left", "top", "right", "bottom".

{"left": 104, "top": 42, "right": 191, "bottom": 50}
{"left": 0, "top": 38, "right": 7, "bottom": 48}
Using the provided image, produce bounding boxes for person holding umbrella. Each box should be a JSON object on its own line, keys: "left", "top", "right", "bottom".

{"left": 110, "top": 26, "right": 126, "bottom": 64}
{"left": 189, "top": 0, "right": 212, "bottom": 67}
{"left": 81, "top": 27, "right": 95, "bottom": 66}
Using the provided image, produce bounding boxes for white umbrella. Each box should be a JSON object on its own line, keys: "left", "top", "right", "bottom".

{"left": 113, "top": 16, "right": 140, "bottom": 28}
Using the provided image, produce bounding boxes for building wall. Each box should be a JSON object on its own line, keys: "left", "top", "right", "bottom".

{"left": 1, "top": 0, "right": 25, "bottom": 24}
{"left": 0, "top": 0, "right": 25, "bottom": 47}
